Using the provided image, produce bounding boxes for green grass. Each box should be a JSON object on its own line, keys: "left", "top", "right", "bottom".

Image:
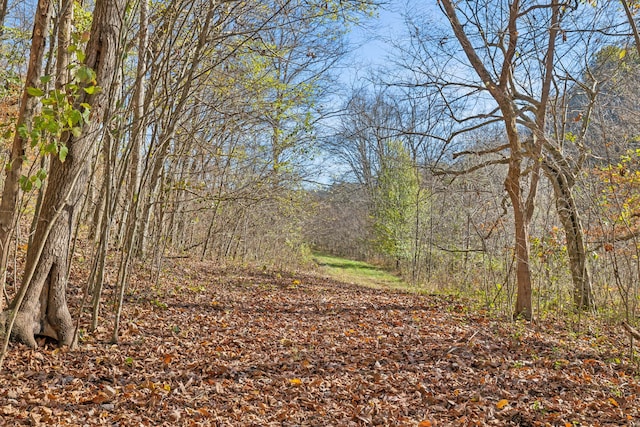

{"left": 312, "top": 252, "right": 410, "bottom": 291}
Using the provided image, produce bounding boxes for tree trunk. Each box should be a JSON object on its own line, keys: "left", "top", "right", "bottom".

{"left": 440, "top": 0, "right": 536, "bottom": 320}
{"left": 0, "top": 0, "right": 9, "bottom": 33}
{"left": 1, "top": 0, "right": 125, "bottom": 347}
{"left": 0, "top": 0, "right": 51, "bottom": 311}
{"left": 544, "top": 162, "right": 593, "bottom": 310}
{"left": 506, "top": 158, "right": 533, "bottom": 320}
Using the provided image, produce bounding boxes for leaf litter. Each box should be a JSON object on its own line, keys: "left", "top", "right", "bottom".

{"left": 0, "top": 260, "right": 638, "bottom": 426}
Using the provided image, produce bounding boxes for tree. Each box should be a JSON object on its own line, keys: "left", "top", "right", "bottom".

{"left": 0, "top": 0, "right": 51, "bottom": 311}
{"left": 620, "top": 0, "right": 640, "bottom": 56}
{"left": 437, "top": 0, "right": 552, "bottom": 319}
{"left": 0, "top": 0, "right": 126, "bottom": 348}
{"left": 404, "top": 0, "right": 625, "bottom": 317}
{"left": 372, "top": 140, "right": 419, "bottom": 269}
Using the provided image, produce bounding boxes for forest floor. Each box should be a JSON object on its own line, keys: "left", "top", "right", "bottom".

{"left": 0, "top": 258, "right": 639, "bottom": 426}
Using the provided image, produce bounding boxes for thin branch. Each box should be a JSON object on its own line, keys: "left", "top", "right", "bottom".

{"left": 436, "top": 245, "right": 485, "bottom": 253}
{"left": 622, "top": 321, "right": 640, "bottom": 341}
{"left": 453, "top": 143, "right": 509, "bottom": 159}
{"left": 433, "top": 158, "right": 509, "bottom": 176}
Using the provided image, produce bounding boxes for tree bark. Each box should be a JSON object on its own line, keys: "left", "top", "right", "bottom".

{"left": 506, "top": 157, "right": 533, "bottom": 320}
{"left": 1, "top": 0, "right": 125, "bottom": 347}
{"left": 543, "top": 161, "right": 593, "bottom": 309}
{"left": 621, "top": 0, "right": 640, "bottom": 58}
{"left": 0, "top": 0, "right": 9, "bottom": 33}
{"left": 0, "top": 0, "right": 52, "bottom": 311}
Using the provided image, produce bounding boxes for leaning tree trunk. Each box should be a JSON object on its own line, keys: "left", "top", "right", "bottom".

{"left": 0, "top": 0, "right": 51, "bottom": 311}
{"left": 543, "top": 161, "right": 593, "bottom": 310}
{"left": 1, "top": 0, "right": 124, "bottom": 348}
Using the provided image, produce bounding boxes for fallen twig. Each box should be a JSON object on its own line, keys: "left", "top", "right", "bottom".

{"left": 622, "top": 321, "right": 640, "bottom": 340}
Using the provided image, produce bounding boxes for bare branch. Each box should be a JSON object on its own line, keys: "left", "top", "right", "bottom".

{"left": 433, "top": 158, "right": 509, "bottom": 176}
{"left": 453, "top": 143, "right": 510, "bottom": 159}
{"left": 622, "top": 322, "right": 640, "bottom": 341}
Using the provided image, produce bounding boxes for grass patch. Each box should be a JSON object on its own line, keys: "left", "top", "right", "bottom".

{"left": 312, "top": 252, "right": 410, "bottom": 291}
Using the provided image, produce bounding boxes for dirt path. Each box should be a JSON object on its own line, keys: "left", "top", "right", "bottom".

{"left": 0, "top": 261, "right": 638, "bottom": 425}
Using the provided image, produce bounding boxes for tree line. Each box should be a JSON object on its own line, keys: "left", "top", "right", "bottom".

{"left": 308, "top": 0, "right": 640, "bottom": 326}
{"left": 0, "top": 0, "right": 639, "bottom": 356}
{"left": 0, "top": 0, "right": 374, "bottom": 356}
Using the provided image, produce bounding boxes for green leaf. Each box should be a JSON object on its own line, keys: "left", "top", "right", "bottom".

{"left": 76, "top": 65, "right": 96, "bottom": 84}
{"left": 19, "top": 175, "right": 32, "bottom": 192}
{"left": 59, "top": 145, "right": 68, "bottom": 162}
{"left": 68, "top": 109, "right": 82, "bottom": 126}
{"left": 40, "top": 75, "right": 52, "bottom": 84}
{"left": 44, "top": 142, "right": 57, "bottom": 154}
{"left": 46, "top": 120, "right": 60, "bottom": 134}
{"left": 81, "top": 104, "right": 91, "bottom": 122}
{"left": 17, "top": 124, "right": 28, "bottom": 139}
{"left": 29, "top": 130, "right": 40, "bottom": 146}
{"left": 27, "top": 87, "right": 44, "bottom": 97}
{"left": 71, "top": 127, "right": 82, "bottom": 137}
{"left": 83, "top": 85, "right": 99, "bottom": 95}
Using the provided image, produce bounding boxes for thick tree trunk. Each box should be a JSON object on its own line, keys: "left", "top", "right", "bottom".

{"left": 1, "top": 0, "right": 124, "bottom": 347}
{"left": 0, "top": 0, "right": 51, "bottom": 311}
{"left": 7, "top": 161, "right": 86, "bottom": 347}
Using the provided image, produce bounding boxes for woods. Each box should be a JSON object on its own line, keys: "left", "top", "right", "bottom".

{"left": 311, "top": 0, "right": 640, "bottom": 324}
{"left": 0, "top": 0, "right": 639, "bottom": 423}
{"left": 0, "top": 0, "right": 375, "bottom": 350}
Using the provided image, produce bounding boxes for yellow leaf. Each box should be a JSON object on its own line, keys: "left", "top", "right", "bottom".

{"left": 289, "top": 378, "right": 302, "bottom": 386}
{"left": 608, "top": 397, "right": 619, "bottom": 407}
{"left": 163, "top": 383, "right": 171, "bottom": 392}
{"left": 418, "top": 421, "right": 432, "bottom": 427}
{"left": 620, "top": 49, "right": 627, "bottom": 59}
{"left": 496, "top": 399, "right": 509, "bottom": 410}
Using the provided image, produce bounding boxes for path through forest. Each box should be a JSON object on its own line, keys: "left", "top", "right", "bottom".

{"left": 0, "top": 260, "right": 638, "bottom": 426}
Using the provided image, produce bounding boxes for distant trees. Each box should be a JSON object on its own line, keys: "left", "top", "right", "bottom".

{"left": 371, "top": 140, "right": 419, "bottom": 269}
{"left": 315, "top": 88, "right": 436, "bottom": 278}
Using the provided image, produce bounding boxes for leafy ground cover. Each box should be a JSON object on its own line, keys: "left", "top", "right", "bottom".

{"left": 0, "top": 258, "right": 639, "bottom": 426}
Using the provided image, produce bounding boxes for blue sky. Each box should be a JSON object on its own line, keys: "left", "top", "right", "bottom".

{"left": 342, "top": 1, "right": 446, "bottom": 86}
{"left": 342, "top": 3, "right": 406, "bottom": 84}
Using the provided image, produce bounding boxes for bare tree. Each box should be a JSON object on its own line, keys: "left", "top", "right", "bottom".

{"left": 399, "top": 0, "right": 625, "bottom": 317}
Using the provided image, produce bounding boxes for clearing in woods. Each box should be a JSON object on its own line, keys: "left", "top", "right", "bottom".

{"left": 0, "top": 256, "right": 638, "bottom": 425}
